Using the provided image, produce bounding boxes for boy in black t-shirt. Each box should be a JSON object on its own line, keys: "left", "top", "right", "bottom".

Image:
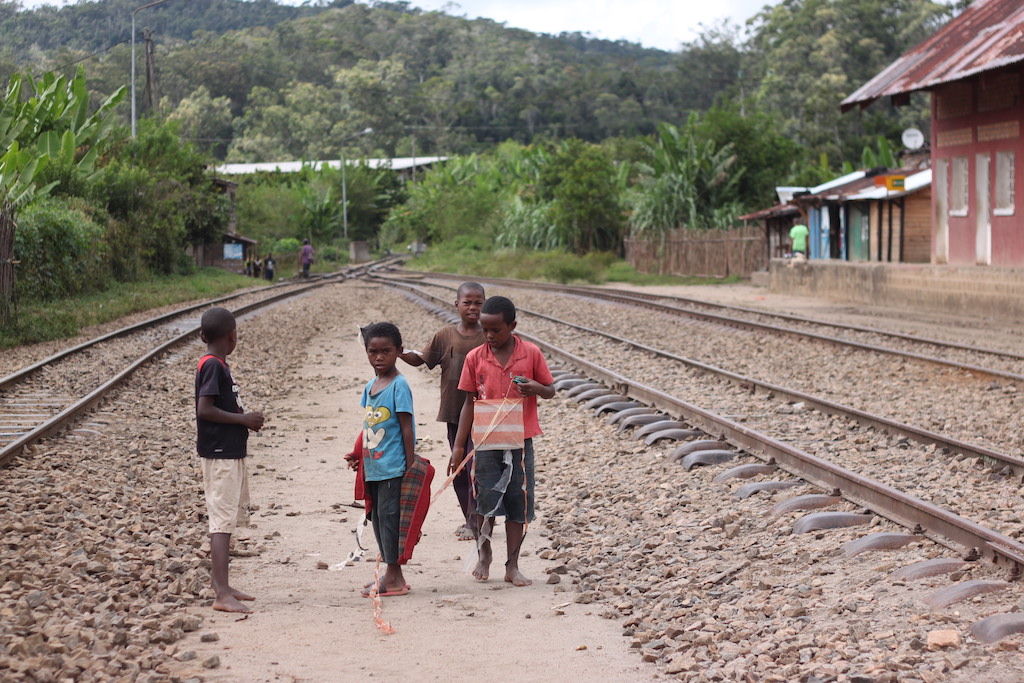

{"left": 195, "top": 307, "right": 265, "bottom": 613}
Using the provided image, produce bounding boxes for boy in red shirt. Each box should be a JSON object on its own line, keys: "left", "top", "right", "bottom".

{"left": 451, "top": 296, "right": 554, "bottom": 586}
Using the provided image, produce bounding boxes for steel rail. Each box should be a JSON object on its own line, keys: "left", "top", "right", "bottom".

{"left": 391, "top": 267, "right": 1024, "bottom": 362}
{"left": 0, "top": 257, "right": 396, "bottom": 467}
{"left": 0, "top": 259, "right": 391, "bottom": 392}
{"left": 382, "top": 269, "right": 1024, "bottom": 382}
{"left": 380, "top": 279, "right": 1024, "bottom": 571}
{"left": 376, "top": 276, "right": 1024, "bottom": 475}
{"left": 584, "top": 287, "right": 1024, "bottom": 363}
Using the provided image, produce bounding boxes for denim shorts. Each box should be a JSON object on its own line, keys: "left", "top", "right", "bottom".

{"left": 472, "top": 439, "right": 534, "bottom": 523}
{"left": 367, "top": 476, "right": 402, "bottom": 564}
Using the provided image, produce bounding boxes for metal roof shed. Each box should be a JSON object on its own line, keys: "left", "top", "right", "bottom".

{"left": 842, "top": 0, "right": 1024, "bottom": 112}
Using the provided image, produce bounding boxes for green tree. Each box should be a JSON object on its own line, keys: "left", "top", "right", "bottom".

{"left": 547, "top": 142, "right": 624, "bottom": 253}
{"left": 748, "top": 0, "right": 950, "bottom": 164}
{"left": 381, "top": 154, "right": 505, "bottom": 247}
{"left": 672, "top": 20, "right": 746, "bottom": 114}
{"left": 94, "top": 119, "right": 227, "bottom": 276}
{"left": 233, "top": 174, "right": 304, "bottom": 245}
{"left": 227, "top": 82, "right": 345, "bottom": 162}
{"left": 165, "top": 85, "right": 234, "bottom": 159}
{"left": 691, "top": 101, "right": 802, "bottom": 210}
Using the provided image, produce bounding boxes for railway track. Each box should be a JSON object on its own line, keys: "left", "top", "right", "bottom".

{"left": 0, "top": 258, "right": 396, "bottom": 467}
{"left": 376, "top": 270, "right": 1024, "bottom": 462}
{"left": 5, "top": 277, "right": 1024, "bottom": 681}
{"left": 373, "top": 275, "right": 1024, "bottom": 467}
{"left": 377, "top": 278, "right": 1024, "bottom": 644}
{"left": 385, "top": 268, "right": 1024, "bottom": 380}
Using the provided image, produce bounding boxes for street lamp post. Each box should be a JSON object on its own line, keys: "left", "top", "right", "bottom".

{"left": 341, "top": 127, "right": 373, "bottom": 241}
{"left": 131, "top": 0, "right": 175, "bottom": 139}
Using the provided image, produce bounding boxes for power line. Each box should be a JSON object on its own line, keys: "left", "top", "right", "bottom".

{"left": 49, "top": 40, "right": 129, "bottom": 73}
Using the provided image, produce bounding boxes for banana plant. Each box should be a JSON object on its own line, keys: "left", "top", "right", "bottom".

{"left": 0, "top": 67, "right": 125, "bottom": 327}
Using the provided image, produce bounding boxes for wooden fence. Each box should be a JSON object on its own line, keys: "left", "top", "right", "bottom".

{"left": 624, "top": 226, "right": 767, "bottom": 279}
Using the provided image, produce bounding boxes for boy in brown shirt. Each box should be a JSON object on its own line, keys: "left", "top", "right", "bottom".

{"left": 400, "top": 282, "right": 485, "bottom": 539}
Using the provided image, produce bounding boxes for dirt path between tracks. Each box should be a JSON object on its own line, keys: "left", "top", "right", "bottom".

{"left": 168, "top": 289, "right": 651, "bottom": 682}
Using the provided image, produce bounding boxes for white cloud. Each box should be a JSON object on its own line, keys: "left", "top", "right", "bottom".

{"left": 411, "top": 0, "right": 771, "bottom": 51}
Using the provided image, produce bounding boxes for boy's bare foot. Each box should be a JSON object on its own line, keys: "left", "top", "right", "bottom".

{"left": 505, "top": 567, "right": 532, "bottom": 587}
{"left": 230, "top": 587, "right": 255, "bottom": 601}
{"left": 472, "top": 545, "right": 492, "bottom": 581}
{"left": 361, "top": 580, "right": 410, "bottom": 597}
{"left": 455, "top": 525, "right": 475, "bottom": 541}
{"left": 213, "top": 594, "right": 253, "bottom": 613}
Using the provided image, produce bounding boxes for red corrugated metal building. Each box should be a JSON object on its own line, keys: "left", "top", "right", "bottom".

{"left": 842, "top": 0, "right": 1024, "bottom": 266}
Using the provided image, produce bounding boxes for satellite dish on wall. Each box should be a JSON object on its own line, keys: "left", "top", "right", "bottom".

{"left": 902, "top": 127, "right": 925, "bottom": 150}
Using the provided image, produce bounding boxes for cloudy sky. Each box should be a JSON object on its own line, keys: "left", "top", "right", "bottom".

{"left": 397, "top": 0, "right": 772, "bottom": 51}
{"left": 17, "top": 0, "right": 774, "bottom": 52}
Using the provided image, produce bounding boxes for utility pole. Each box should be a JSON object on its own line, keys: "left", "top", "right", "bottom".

{"left": 131, "top": 0, "right": 176, "bottom": 138}
{"left": 143, "top": 27, "right": 159, "bottom": 115}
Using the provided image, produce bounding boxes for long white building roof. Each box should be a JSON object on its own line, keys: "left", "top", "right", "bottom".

{"left": 214, "top": 156, "right": 448, "bottom": 174}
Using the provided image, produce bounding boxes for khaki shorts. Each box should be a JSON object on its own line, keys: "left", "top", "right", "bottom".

{"left": 202, "top": 457, "right": 250, "bottom": 534}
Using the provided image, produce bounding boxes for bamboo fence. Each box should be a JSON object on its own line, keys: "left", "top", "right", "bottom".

{"left": 624, "top": 226, "right": 767, "bottom": 278}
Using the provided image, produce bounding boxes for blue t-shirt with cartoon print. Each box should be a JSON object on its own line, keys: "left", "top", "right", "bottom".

{"left": 360, "top": 374, "right": 415, "bottom": 481}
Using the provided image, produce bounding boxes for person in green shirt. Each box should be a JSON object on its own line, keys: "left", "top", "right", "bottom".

{"left": 789, "top": 224, "right": 809, "bottom": 258}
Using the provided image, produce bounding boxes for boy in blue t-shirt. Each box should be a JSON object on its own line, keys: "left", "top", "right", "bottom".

{"left": 358, "top": 322, "right": 415, "bottom": 597}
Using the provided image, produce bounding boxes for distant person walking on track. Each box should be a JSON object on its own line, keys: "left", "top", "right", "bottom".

{"left": 790, "top": 223, "right": 809, "bottom": 260}
{"left": 346, "top": 322, "right": 422, "bottom": 598}
{"left": 194, "top": 307, "right": 266, "bottom": 613}
{"left": 263, "top": 253, "right": 276, "bottom": 282}
{"left": 451, "top": 296, "right": 555, "bottom": 586}
{"left": 300, "top": 239, "right": 314, "bottom": 278}
{"left": 400, "top": 282, "right": 486, "bottom": 541}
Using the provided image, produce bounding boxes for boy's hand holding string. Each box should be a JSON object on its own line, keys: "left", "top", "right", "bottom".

{"left": 509, "top": 376, "right": 555, "bottom": 399}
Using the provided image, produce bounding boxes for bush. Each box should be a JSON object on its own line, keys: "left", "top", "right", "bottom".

{"left": 91, "top": 119, "right": 223, "bottom": 277}
{"left": 536, "top": 251, "right": 609, "bottom": 284}
{"left": 317, "top": 244, "right": 347, "bottom": 263}
{"left": 14, "top": 197, "right": 110, "bottom": 301}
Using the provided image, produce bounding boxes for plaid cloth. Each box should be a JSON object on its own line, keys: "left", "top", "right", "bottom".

{"left": 398, "top": 455, "right": 434, "bottom": 564}
{"left": 347, "top": 432, "right": 433, "bottom": 565}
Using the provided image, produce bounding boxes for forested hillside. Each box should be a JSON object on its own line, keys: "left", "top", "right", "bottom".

{"left": 0, "top": 0, "right": 968, "bottom": 340}
{"left": 0, "top": 0, "right": 330, "bottom": 55}
{"left": 1, "top": 0, "right": 956, "bottom": 169}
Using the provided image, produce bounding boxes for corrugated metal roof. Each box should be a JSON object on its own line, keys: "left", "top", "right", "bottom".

{"left": 796, "top": 168, "right": 923, "bottom": 202}
{"left": 842, "top": 0, "right": 1024, "bottom": 111}
{"left": 741, "top": 168, "right": 931, "bottom": 220}
{"left": 809, "top": 170, "right": 866, "bottom": 194}
{"left": 775, "top": 186, "right": 810, "bottom": 203}
{"left": 738, "top": 202, "right": 800, "bottom": 221}
{"left": 843, "top": 168, "right": 932, "bottom": 200}
{"left": 214, "top": 156, "right": 448, "bottom": 174}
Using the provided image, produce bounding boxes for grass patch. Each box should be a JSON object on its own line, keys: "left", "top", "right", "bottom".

{"left": 603, "top": 261, "right": 742, "bottom": 286}
{"left": 0, "top": 268, "right": 257, "bottom": 349}
{"left": 407, "top": 242, "right": 740, "bottom": 286}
